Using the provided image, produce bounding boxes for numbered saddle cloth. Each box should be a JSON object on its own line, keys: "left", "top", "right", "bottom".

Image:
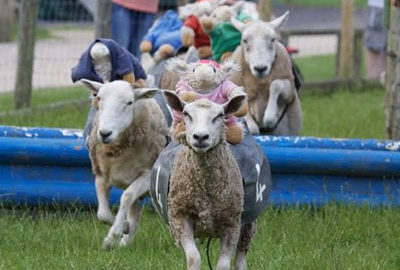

{"left": 150, "top": 133, "right": 271, "bottom": 225}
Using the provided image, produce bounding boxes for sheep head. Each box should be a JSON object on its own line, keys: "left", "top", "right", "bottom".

{"left": 81, "top": 79, "right": 158, "bottom": 144}
{"left": 164, "top": 90, "right": 246, "bottom": 153}
{"left": 166, "top": 58, "right": 241, "bottom": 93}
{"left": 231, "top": 11, "right": 289, "bottom": 79}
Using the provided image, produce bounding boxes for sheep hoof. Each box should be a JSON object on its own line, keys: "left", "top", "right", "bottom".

{"left": 119, "top": 235, "right": 132, "bottom": 247}
{"left": 102, "top": 237, "right": 115, "bottom": 251}
{"left": 123, "top": 221, "right": 129, "bottom": 234}
{"left": 97, "top": 210, "right": 114, "bottom": 225}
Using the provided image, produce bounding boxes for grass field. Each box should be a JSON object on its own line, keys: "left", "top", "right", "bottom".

{"left": 0, "top": 85, "right": 386, "bottom": 139}
{"left": 1, "top": 205, "right": 400, "bottom": 270}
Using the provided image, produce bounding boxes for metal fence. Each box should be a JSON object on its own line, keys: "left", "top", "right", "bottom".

{"left": 0, "top": 0, "right": 94, "bottom": 93}
{"left": 0, "top": 0, "right": 369, "bottom": 94}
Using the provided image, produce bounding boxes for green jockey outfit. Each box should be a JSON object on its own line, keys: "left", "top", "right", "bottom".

{"left": 210, "top": 12, "right": 251, "bottom": 63}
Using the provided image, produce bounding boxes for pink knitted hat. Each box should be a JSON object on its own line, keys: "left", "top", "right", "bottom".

{"left": 199, "top": 59, "right": 220, "bottom": 69}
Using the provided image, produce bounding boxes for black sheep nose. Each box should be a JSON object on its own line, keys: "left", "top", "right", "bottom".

{"left": 254, "top": 65, "right": 268, "bottom": 73}
{"left": 193, "top": 133, "right": 209, "bottom": 142}
{"left": 99, "top": 130, "right": 112, "bottom": 140}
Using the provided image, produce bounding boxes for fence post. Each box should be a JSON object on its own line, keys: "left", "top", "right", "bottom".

{"left": 95, "top": 0, "right": 111, "bottom": 38}
{"left": 259, "top": 0, "right": 271, "bottom": 21}
{"left": 353, "top": 30, "right": 364, "bottom": 81}
{"left": 178, "top": 0, "right": 189, "bottom": 7}
{"left": 14, "top": 0, "right": 38, "bottom": 109}
{"left": 385, "top": 4, "right": 400, "bottom": 139}
{"left": 0, "top": 0, "right": 15, "bottom": 42}
{"left": 338, "top": 0, "right": 355, "bottom": 79}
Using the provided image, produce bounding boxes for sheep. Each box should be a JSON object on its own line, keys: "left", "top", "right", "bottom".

{"left": 80, "top": 79, "right": 169, "bottom": 250}
{"left": 229, "top": 12, "right": 302, "bottom": 135}
{"left": 162, "top": 90, "right": 256, "bottom": 270}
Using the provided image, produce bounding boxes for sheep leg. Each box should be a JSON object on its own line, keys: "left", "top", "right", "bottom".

{"left": 244, "top": 113, "right": 260, "bottom": 135}
{"left": 102, "top": 172, "right": 150, "bottom": 250}
{"left": 119, "top": 201, "right": 141, "bottom": 247}
{"left": 263, "top": 79, "right": 291, "bottom": 130}
{"left": 234, "top": 222, "right": 256, "bottom": 270}
{"left": 176, "top": 218, "right": 201, "bottom": 270}
{"left": 216, "top": 225, "right": 241, "bottom": 270}
{"left": 95, "top": 175, "right": 114, "bottom": 225}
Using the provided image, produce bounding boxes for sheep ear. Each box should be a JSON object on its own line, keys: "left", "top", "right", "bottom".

{"left": 163, "top": 90, "right": 186, "bottom": 112}
{"left": 134, "top": 88, "right": 159, "bottom": 100}
{"left": 80, "top": 79, "right": 103, "bottom": 94}
{"left": 269, "top": 11, "right": 289, "bottom": 30}
{"left": 165, "top": 57, "right": 188, "bottom": 75}
{"left": 231, "top": 17, "right": 245, "bottom": 32}
{"left": 221, "top": 59, "right": 241, "bottom": 75}
{"left": 223, "top": 94, "right": 246, "bottom": 115}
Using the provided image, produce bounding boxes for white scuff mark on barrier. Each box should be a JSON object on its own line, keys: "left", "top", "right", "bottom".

{"left": 61, "top": 129, "right": 84, "bottom": 138}
{"left": 0, "top": 193, "right": 16, "bottom": 197}
{"left": 386, "top": 141, "right": 400, "bottom": 151}
{"left": 25, "top": 133, "right": 32, "bottom": 137}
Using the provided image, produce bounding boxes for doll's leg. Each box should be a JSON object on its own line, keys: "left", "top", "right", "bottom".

{"left": 226, "top": 124, "right": 243, "bottom": 145}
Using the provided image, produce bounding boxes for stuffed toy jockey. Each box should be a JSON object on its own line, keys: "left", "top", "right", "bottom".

{"left": 201, "top": 6, "right": 252, "bottom": 62}
{"left": 167, "top": 58, "right": 248, "bottom": 144}
{"left": 71, "top": 38, "right": 148, "bottom": 145}
{"left": 71, "top": 38, "right": 146, "bottom": 87}
{"left": 140, "top": 10, "right": 183, "bottom": 63}
{"left": 180, "top": 1, "right": 214, "bottom": 59}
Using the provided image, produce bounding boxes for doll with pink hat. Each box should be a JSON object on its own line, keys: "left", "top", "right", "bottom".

{"left": 166, "top": 59, "right": 248, "bottom": 144}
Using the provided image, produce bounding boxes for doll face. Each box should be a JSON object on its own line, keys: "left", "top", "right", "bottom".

{"left": 185, "top": 62, "right": 225, "bottom": 92}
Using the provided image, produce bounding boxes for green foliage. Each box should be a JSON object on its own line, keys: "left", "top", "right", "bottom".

{"left": 1, "top": 205, "right": 399, "bottom": 269}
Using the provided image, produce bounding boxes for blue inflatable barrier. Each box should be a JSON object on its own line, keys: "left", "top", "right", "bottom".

{"left": 0, "top": 126, "right": 399, "bottom": 207}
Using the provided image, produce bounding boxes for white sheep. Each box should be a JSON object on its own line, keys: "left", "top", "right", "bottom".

{"left": 163, "top": 90, "right": 256, "bottom": 270}
{"left": 229, "top": 12, "right": 302, "bottom": 135}
{"left": 80, "top": 79, "right": 169, "bottom": 250}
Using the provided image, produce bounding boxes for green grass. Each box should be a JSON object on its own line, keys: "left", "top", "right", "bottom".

{"left": 294, "top": 54, "right": 366, "bottom": 83}
{"left": 0, "top": 86, "right": 88, "bottom": 113}
{"left": 12, "top": 25, "right": 54, "bottom": 41}
{"left": 0, "top": 87, "right": 386, "bottom": 139}
{"left": 272, "top": 0, "right": 366, "bottom": 8}
{"left": 301, "top": 88, "right": 386, "bottom": 139}
{"left": 295, "top": 54, "right": 336, "bottom": 82}
{"left": 1, "top": 205, "right": 400, "bottom": 270}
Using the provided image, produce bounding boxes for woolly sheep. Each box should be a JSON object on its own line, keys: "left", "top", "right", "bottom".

{"left": 163, "top": 90, "right": 256, "bottom": 270}
{"left": 80, "top": 79, "right": 169, "bottom": 250}
{"left": 229, "top": 12, "right": 302, "bottom": 135}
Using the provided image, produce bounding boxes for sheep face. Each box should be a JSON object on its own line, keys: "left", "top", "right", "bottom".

{"left": 81, "top": 79, "right": 158, "bottom": 144}
{"left": 164, "top": 90, "right": 246, "bottom": 153}
{"left": 231, "top": 11, "right": 289, "bottom": 79}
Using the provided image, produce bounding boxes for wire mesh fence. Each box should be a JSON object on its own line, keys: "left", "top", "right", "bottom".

{"left": 0, "top": 0, "right": 94, "bottom": 93}
{"left": 0, "top": 0, "right": 369, "bottom": 94}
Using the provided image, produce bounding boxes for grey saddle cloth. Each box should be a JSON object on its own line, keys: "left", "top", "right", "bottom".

{"left": 150, "top": 133, "right": 272, "bottom": 225}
